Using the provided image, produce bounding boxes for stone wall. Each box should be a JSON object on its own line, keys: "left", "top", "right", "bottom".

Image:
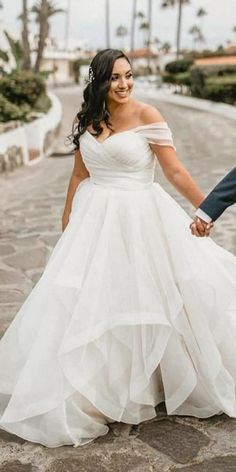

{"left": 0, "top": 93, "right": 62, "bottom": 174}
{"left": 0, "top": 146, "right": 24, "bottom": 173}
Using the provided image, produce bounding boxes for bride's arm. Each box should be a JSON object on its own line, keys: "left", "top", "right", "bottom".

{"left": 152, "top": 145, "right": 205, "bottom": 208}
{"left": 140, "top": 105, "right": 205, "bottom": 208}
{"left": 62, "top": 149, "right": 90, "bottom": 231}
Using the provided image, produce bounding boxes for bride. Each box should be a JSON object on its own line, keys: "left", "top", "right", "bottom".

{"left": 0, "top": 48, "right": 236, "bottom": 448}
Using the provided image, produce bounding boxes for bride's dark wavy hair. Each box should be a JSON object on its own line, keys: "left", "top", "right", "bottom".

{"left": 71, "top": 49, "right": 132, "bottom": 150}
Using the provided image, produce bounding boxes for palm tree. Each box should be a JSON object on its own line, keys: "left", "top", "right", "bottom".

{"left": 0, "top": 49, "right": 8, "bottom": 63}
{"left": 3, "top": 31, "right": 24, "bottom": 70}
{"left": 130, "top": 0, "right": 137, "bottom": 51}
{"left": 189, "top": 25, "right": 205, "bottom": 50}
{"left": 233, "top": 25, "right": 236, "bottom": 43}
{"left": 136, "top": 12, "right": 148, "bottom": 48}
{"left": 32, "top": 0, "right": 64, "bottom": 72}
{"left": 147, "top": 0, "right": 153, "bottom": 48}
{"left": 196, "top": 7, "right": 207, "bottom": 19}
{"left": 153, "top": 36, "right": 161, "bottom": 49}
{"left": 196, "top": 7, "right": 207, "bottom": 45}
{"left": 139, "top": 21, "right": 149, "bottom": 48}
{"left": 147, "top": 0, "right": 153, "bottom": 70}
{"left": 116, "top": 25, "right": 128, "bottom": 49}
{"left": 105, "top": 0, "right": 110, "bottom": 48}
{"left": 21, "top": 0, "right": 31, "bottom": 69}
{"left": 161, "top": 0, "right": 190, "bottom": 59}
{"left": 64, "top": 0, "right": 71, "bottom": 50}
{"left": 161, "top": 41, "right": 171, "bottom": 53}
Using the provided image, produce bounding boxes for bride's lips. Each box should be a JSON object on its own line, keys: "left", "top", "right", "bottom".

{"left": 115, "top": 90, "right": 129, "bottom": 97}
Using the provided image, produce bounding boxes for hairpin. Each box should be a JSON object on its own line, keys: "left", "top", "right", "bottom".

{"left": 89, "top": 66, "right": 95, "bottom": 83}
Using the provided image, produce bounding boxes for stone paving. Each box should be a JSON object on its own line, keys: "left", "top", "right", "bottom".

{"left": 0, "top": 86, "right": 236, "bottom": 471}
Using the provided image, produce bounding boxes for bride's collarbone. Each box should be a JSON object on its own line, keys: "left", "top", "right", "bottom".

{"left": 87, "top": 122, "right": 141, "bottom": 142}
{"left": 87, "top": 125, "right": 112, "bottom": 141}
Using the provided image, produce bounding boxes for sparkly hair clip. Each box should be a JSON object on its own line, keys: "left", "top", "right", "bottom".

{"left": 89, "top": 66, "right": 95, "bottom": 83}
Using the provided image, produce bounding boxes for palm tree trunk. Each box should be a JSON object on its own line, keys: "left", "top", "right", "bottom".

{"left": 21, "top": 0, "right": 31, "bottom": 69}
{"left": 105, "top": 0, "right": 110, "bottom": 48}
{"left": 147, "top": 0, "right": 152, "bottom": 70}
{"left": 34, "top": 0, "right": 49, "bottom": 73}
{"left": 130, "top": 0, "right": 137, "bottom": 52}
{"left": 176, "top": 0, "right": 182, "bottom": 59}
{"left": 35, "top": 22, "right": 48, "bottom": 72}
{"left": 64, "top": 0, "right": 71, "bottom": 50}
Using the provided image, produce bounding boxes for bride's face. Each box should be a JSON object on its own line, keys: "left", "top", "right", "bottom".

{"left": 107, "top": 58, "right": 134, "bottom": 104}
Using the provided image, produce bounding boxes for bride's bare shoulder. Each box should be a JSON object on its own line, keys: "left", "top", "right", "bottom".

{"left": 134, "top": 101, "right": 165, "bottom": 125}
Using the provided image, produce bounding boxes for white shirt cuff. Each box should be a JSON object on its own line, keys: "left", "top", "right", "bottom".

{"left": 195, "top": 208, "right": 212, "bottom": 223}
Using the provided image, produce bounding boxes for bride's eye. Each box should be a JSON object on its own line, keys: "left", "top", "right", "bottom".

{"left": 111, "top": 76, "right": 118, "bottom": 81}
{"left": 126, "top": 73, "right": 133, "bottom": 79}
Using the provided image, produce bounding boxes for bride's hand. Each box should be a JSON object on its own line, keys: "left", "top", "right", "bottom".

{"left": 190, "top": 218, "right": 214, "bottom": 237}
{"left": 62, "top": 210, "right": 70, "bottom": 232}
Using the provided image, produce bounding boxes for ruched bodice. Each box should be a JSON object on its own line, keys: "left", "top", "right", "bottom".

{"left": 79, "top": 122, "right": 175, "bottom": 190}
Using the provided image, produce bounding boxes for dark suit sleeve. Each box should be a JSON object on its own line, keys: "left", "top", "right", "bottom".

{"left": 199, "top": 167, "right": 236, "bottom": 221}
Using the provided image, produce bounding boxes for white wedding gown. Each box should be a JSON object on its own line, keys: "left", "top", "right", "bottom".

{"left": 0, "top": 122, "right": 236, "bottom": 448}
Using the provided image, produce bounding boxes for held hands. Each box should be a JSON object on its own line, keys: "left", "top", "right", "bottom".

{"left": 190, "top": 217, "right": 214, "bottom": 237}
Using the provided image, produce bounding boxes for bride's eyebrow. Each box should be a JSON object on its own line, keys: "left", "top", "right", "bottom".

{"left": 112, "top": 69, "right": 132, "bottom": 76}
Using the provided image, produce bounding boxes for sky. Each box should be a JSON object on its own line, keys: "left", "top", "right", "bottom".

{"left": 1, "top": 0, "right": 236, "bottom": 51}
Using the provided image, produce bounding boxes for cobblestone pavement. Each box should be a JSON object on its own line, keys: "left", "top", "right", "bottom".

{"left": 0, "top": 86, "right": 236, "bottom": 471}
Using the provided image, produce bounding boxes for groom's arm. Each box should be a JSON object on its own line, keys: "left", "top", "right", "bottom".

{"left": 195, "top": 207, "right": 212, "bottom": 223}
{"left": 190, "top": 166, "right": 236, "bottom": 237}
{"left": 196, "top": 166, "right": 236, "bottom": 222}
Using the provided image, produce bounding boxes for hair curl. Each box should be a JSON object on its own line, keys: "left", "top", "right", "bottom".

{"left": 71, "top": 49, "right": 132, "bottom": 150}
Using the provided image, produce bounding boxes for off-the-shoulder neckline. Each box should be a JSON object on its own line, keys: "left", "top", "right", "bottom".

{"left": 85, "top": 121, "right": 169, "bottom": 145}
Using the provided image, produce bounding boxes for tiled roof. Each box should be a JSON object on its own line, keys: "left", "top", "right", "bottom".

{"left": 126, "top": 48, "right": 158, "bottom": 58}
{"left": 195, "top": 56, "right": 236, "bottom": 66}
{"left": 224, "top": 45, "right": 236, "bottom": 54}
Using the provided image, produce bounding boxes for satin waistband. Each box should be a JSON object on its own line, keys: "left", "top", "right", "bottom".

{"left": 89, "top": 177, "right": 153, "bottom": 191}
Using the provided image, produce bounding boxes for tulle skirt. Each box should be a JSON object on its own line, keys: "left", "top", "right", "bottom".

{"left": 0, "top": 178, "right": 236, "bottom": 447}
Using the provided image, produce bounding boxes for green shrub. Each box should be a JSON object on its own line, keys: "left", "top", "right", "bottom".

{"left": 165, "top": 59, "right": 194, "bottom": 74}
{"left": 195, "top": 64, "right": 236, "bottom": 78}
{"left": 190, "top": 67, "right": 206, "bottom": 98}
{"left": 163, "top": 60, "right": 236, "bottom": 104}
{"left": 0, "top": 71, "right": 46, "bottom": 107}
{"left": 162, "top": 72, "right": 177, "bottom": 84}
{"left": 34, "top": 93, "right": 51, "bottom": 113}
{"left": 162, "top": 71, "right": 191, "bottom": 86}
{"left": 0, "top": 94, "right": 29, "bottom": 122}
{"left": 175, "top": 72, "right": 191, "bottom": 86}
{"left": 204, "top": 76, "right": 236, "bottom": 104}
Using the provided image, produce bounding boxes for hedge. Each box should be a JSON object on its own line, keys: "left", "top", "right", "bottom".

{"left": 164, "top": 61, "right": 236, "bottom": 104}
{"left": 162, "top": 71, "right": 191, "bottom": 86}
{"left": 204, "top": 76, "right": 236, "bottom": 104}
{"left": 0, "top": 94, "right": 30, "bottom": 122}
{"left": 165, "top": 59, "right": 194, "bottom": 74}
{"left": 189, "top": 67, "right": 206, "bottom": 98}
{"left": 0, "top": 71, "right": 46, "bottom": 107}
{"left": 0, "top": 71, "right": 51, "bottom": 122}
{"left": 194, "top": 64, "right": 236, "bottom": 77}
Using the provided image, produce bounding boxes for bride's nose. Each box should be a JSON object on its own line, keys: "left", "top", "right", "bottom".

{"left": 117, "top": 76, "right": 127, "bottom": 88}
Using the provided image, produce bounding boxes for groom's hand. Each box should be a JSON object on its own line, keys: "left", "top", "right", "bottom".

{"left": 190, "top": 217, "right": 214, "bottom": 237}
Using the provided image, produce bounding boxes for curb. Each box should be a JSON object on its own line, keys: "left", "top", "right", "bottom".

{"left": 135, "top": 87, "right": 236, "bottom": 122}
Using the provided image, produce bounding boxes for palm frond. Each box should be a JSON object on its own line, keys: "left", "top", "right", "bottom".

{"left": 4, "top": 31, "right": 24, "bottom": 68}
